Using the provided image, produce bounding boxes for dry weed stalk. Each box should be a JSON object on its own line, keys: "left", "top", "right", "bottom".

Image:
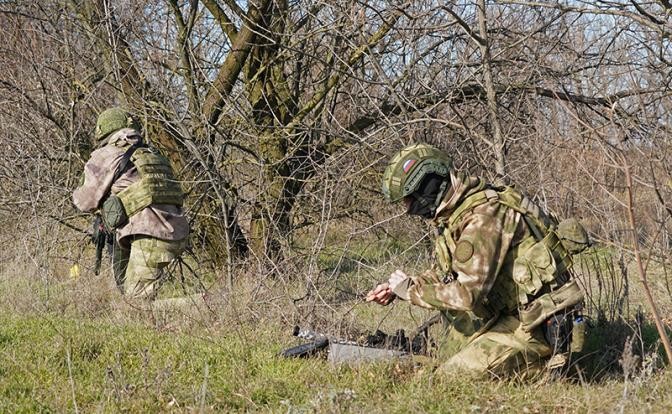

{"left": 624, "top": 160, "right": 672, "bottom": 364}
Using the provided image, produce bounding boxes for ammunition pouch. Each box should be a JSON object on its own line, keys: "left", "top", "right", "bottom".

{"left": 101, "top": 195, "right": 128, "bottom": 230}
{"left": 512, "top": 230, "right": 572, "bottom": 305}
{"left": 518, "top": 280, "right": 584, "bottom": 332}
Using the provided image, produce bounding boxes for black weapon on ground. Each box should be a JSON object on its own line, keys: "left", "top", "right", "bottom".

{"left": 92, "top": 215, "right": 113, "bottom": 275}
{"left": 280, "top": 324, "right": 432, "bottom": 359}
{"left": 279, "top": 327, "right": 333, "bottom": 358}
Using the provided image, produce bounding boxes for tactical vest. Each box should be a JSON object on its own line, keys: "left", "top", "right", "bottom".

{"left": 116, "top": 147, "right": 184, "bottom": 217}
{"left": 434, "top": 186, "right": 584, "bottom": 331}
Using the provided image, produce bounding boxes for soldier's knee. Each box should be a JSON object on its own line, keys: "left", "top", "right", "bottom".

{"left": 436, "top": 356, "right": 490, "bottom": 379}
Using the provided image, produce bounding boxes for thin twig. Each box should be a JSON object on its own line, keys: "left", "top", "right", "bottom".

{"left": 623, "top": 158, "right": 672, "bottom": 364}
{"left": 66, "top": 346, "right": 80, "bottom": 414}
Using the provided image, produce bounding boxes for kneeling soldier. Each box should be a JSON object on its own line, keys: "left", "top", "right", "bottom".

{"left": 74, "top": 107, "right": 189, "bottom": 300}
{"left": 367, "top": 143, "right": 587, "bottom": 378}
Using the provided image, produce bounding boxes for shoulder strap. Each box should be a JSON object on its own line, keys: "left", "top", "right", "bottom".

{"left": 114, "top": 144, "right": 141, "bottom": 181}
{"left": 445, "top": 187, "right": 498, "bottom": 229}
{"left": 445, "top": 185, "right": 552, "bottom": 242}
{"left": 495, "top": 187, "right": 554, "bottom": 241}
{"left": 101, "top": 144, "right": 143, "bottom": 202}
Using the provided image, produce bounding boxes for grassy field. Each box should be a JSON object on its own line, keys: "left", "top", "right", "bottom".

{"left": 1, "top": 245, "right": 671, "bottom": 413}
{"left": 1, "top": 310, "right": 671, "bottom": 413}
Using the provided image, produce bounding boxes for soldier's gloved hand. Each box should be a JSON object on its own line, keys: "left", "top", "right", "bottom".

{"left": 365, "top": 282, "right": 395, "bottom": 305}
{"left": 387, "top": 269, "right": 408, "bottom": 290}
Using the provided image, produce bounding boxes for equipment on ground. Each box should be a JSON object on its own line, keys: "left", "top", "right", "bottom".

{"left": 280, "top": 319, "right": 438, "bottom": 364}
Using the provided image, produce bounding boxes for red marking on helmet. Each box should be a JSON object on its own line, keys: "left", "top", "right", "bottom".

{"left": 403, "top": 159, "right": 417, "bottom": 173}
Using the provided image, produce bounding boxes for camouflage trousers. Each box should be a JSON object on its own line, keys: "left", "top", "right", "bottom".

{"left": 432, "top": 312, "right": 552, "bottom": 379}
{"left": 112, "top": 236, "right": 188, "bottom": 300}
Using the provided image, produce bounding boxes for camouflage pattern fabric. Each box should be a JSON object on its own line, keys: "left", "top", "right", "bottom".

{"left": 395, "top": 171, "right": 522, "bottom": 317}
{"left": 73, "top": 128, "right": 189, "bottom": 243}
{"left": 436, "top": 315, "right": 551, "bottom": 379}
{"left": 392, "top": 171, "right": 570, "bottom": 377}
{"left": 117, "top": 148, "right": 184, "bottom": 217}
{"left": 95, "top": 107, "right": 140, "bottom": 141}
{"left": 73, "top": 128, "right": 189, "bottom": 300}
{"left": 113, "top": 236, "right": 187, "bottom": 300}
{"left": 112, "top": 239, "right": 130, "bottom": 292}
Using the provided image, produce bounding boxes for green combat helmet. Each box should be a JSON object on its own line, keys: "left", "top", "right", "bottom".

{"left": 382, "top": 143, "right": 453, "bottom": 203}
{"left": 95, "top": 107, "right": 140, "bottom": 141}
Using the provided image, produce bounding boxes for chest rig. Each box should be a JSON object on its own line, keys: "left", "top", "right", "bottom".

{"left": 433, "top": 186, "right": 582, "bottom": 329}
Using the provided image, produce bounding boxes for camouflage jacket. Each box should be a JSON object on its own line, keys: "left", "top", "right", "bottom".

{"left": 73, "top": 128, "right": 189, "bottom": 245}
{"left": 393, "top": 172, "right": 535, "bottom": 319}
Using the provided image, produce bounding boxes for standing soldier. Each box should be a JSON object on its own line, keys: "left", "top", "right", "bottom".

{"left": 367, "top": 143, "right": 587, "bottom": 377}
{"left": 73, "top": 107, "right": 189, "bottom": 301}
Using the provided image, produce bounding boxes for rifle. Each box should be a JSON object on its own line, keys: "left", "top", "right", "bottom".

{"left": 91, "top": 215, "right": 113, "bottom": 275}
{"left": 279, "top": 327, "right": 331, "bottom": 358}
{"left": 280, "top": 325, "right": 431, "bottom": 363}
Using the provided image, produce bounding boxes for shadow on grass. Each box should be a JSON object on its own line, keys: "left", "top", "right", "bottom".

{"left": 568, "top": 314, "right": 666, "bottom": 383}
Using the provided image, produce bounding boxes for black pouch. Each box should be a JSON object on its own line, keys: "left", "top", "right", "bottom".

{"left": 101, "top": 195, "right": 128, "bottom": 229}
{"left": 543, "top": 313, "right": 572, "bottom": 354}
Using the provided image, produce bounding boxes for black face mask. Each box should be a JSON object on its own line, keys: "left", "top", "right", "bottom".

{"left": 406, "top": 174, "right": 449, "bottom": 219}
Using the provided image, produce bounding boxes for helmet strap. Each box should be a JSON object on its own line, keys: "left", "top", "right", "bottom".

{"left": 434, "top": 179, "right": 450, "bottom": 209}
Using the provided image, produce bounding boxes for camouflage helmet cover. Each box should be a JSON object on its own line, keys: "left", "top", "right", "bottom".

{"left": 382, "top": 143, "right": 453, "bottom": 203}
{"left": 95, "top": 107, "right": 139, "bottom": 141}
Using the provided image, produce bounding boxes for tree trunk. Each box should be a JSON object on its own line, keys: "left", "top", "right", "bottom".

{"left": 477, "top": 0, "right": 507, "bottom": 184}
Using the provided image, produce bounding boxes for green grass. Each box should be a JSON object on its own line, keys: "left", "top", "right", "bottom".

{"left": 2, "top": 240, "right": 671, "bottom": 413}
{"left": 316, "top": 235, "right": 427, "bottom": 275}
{"left": 1, "top": 311, "right": 671, "bottom": 413}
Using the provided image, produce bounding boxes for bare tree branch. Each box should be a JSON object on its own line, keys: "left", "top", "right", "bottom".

{"left": 202, "top": 0, "right": 271, "bottom": 127}
{"left": 201, "top": 0, "right": 239, "bottom": 41}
